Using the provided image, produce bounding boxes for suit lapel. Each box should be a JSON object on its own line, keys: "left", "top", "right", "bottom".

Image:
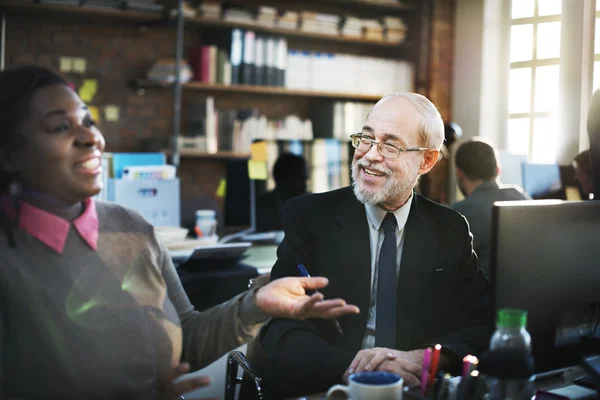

{"left": 396, "top": 194, "right": 438, "bottom": 349}
{"left": 332, "top": 189, "right": 372, "bottom": 350}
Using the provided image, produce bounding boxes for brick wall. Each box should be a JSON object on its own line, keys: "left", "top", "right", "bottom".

{"left": 4, "top": 14, "right": 193, "bottom": 152}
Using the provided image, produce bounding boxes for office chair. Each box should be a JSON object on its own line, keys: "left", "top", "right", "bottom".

{"left": 225, "top": 350, "right": 265, "bottom": 400}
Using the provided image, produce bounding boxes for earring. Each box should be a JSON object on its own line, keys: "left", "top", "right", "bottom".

{"left": 8, "top": 179, "right": 22, "bottom": 196}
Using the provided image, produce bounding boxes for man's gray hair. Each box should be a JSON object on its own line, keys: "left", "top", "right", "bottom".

{"left": 379, "top": 93, "right": 445, "bottom": 150}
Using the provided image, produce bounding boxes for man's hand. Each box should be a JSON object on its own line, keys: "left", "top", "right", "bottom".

{"left": 254, "top": 277, "right": 360, "bottom": 320}
{"left": 344, "top": 348, "right": 424, "bottom": 387}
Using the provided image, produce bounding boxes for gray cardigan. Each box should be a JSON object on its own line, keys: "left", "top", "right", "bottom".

{"left": 0, "top": 200, "right": 265, "bottom": 399}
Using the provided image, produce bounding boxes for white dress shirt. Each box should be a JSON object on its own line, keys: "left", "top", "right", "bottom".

{"left": 361, "top": 193, "right": 413, "bottom": 349}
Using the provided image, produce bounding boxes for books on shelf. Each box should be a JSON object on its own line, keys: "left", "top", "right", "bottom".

{"left": 146, "top": 58, "right": 193, "bottom": 83}
{"left": 182, "top": 97, "right": 313, "bottom": 154}
{"left": 223, "top": 8, "right": 254, "bottom": 24}
{"left": 257, "top": 6, "right": 277, "bottom": 27}
{"left": 341, "top": 16, "right": 363, "bottom": 38}
{"left": 277, "top": 10, "right": 299, "bottom": 30}
{"left": 198, "top": 0, "right": 221, "bottom": 18}
{"left": 190, "top": 30, "right": 287, "bottom": 87}
{"left": 187, "top": 30, "right": 411, "bottom": 96}
{"left": 309, "top": 100, "right": 373, "bottom": 141}
{"left": 286, "top": 50, "right": 413, "bottom": 96}
{"left": 383, "top": 16, "right": 407, "bottom": 43}
{"left": 299, "top": 12, "right": 341, "bottom": 36}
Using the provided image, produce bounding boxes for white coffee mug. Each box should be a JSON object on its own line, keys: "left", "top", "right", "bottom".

{"left": 326, "top": 371, "right": 403, "bottom": 400}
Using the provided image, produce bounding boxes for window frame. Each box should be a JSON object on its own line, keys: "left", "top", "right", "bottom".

{"left": 508, "top": 3, "right": 561, "bottom": 161}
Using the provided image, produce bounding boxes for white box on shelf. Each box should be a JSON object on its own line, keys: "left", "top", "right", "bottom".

{"left": 106, "top": 178, "right": 181, "bottom": 227}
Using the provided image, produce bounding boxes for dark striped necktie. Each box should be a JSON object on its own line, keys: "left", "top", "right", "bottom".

{"left": 375, "top": 212, "right": 398, "bottom": 348}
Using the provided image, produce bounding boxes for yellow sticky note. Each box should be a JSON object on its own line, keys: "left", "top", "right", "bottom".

{"left": 59, "top": 57, "right": 73, "bottom": 73}
{"left": 105, "top": 105, "right": 119, "bottom": 122}
{"left": 250, "top": 141, "right": 268, "bottom": 162}
{"left": 88, "top": 106, "right": 100, "bottom": 123}
{"left": 216, "top": 178, "right": 227, "bottom": 198}
{"left": 248, "top": 160, "right": 268, "bottom": 180}
{"left": 72, "top": 58, "right": 87, "bottom": 73}
{"left": 78, "top": 79, "right": 97, "bottom": 103}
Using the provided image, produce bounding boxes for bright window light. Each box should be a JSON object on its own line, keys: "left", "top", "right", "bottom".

{"left": 538, "top": 0, "right": 562, "bottom": 16}
{"left": 594, "top": 61, "right": 600, "bottom": 92}
{"left": 508, "top": 118, "right": 531, "bottom": 155}
{"left": 596, "top": 18, "right": 600, "bottom": 54}
{"left": 512, "top": 0, "right": 535, "bottom": 19}
{"left": 531, "top": 118, "right": 557, "bottom": 163}
{"left": 511, "top": 24, "right": 534, "bottom": 62}
{"left": 537, "top": 22, "right": 561, "bottom": 59}
{"left": 509, "top": 68, "right": 532, "bottom": 113}
{"left": 534, "top": 65, "right": 560, "bottom": 112}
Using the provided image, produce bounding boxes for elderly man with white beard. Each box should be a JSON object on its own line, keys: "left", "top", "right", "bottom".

{"left": 257, "top": 93, "right": 492, "bottom": 399}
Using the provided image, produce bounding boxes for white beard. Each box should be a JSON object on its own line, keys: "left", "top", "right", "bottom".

{"left": 351, "top": 159, "right": 419, "bottom": 205}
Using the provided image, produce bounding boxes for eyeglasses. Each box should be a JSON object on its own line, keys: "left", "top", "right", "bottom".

{"left": 350, "top": 133, "right": 432, "bottom": 159}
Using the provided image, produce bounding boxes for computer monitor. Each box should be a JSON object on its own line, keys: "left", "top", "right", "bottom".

{"left": 491, "top": 200, "right": 600, "bottom": 373}
{"left": 498, "top": 151, "right": 528, "bottom": 187}
{"left": 521, "top": 163, "right": 562, "bottom": 199}
{"left": 223, "top": 159, "right": 264, "bottom": 228}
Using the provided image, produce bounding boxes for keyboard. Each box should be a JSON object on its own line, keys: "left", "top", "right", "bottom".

{"left": 573, "top": 375, "right": 596, "bottom": 389}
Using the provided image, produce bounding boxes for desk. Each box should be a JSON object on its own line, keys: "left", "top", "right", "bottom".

{"left": 170, "top": 244, "right": 277, "bottom": 275}
{"left": 286, "top": 367, "right": 593, "bottom": 400}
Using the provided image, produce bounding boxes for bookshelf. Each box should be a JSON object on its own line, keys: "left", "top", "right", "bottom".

{"left": 0, "top": 2, "right": 163, "bottom": 23}
{"left": 164, "top": 149, "right": 251, "bottom": 159}
{"left": 326, "top": 0, "right": 415, "bottom": 11}
{"left": 136, "top": 80, "right": 383, "bottom": 101}
{"left": 186, "top": 16, "right": 409, "bottom": 49}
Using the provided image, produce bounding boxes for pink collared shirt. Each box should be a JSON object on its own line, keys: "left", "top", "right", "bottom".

{"left": 1, "top": 196, "right": 99, "bottom": 254}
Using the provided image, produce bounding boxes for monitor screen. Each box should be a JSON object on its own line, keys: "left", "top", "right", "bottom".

{"left": 223, "top": 159, "right": 265, "bottom": 229}
{"left": 521, "top": 163, "right": 562, "bottom": 199}
{"left": 491, "top": 200, "right": 600, "bottom": 373}
{"left": 499, "top": 151, "right": 528, "bottom": 187}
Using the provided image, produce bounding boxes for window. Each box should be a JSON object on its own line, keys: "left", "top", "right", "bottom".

{"left": 507, "top": 0, "right": 562, "bottom": 163}
{"left": 593, "top": 2, "right": 600, "bottom": 93}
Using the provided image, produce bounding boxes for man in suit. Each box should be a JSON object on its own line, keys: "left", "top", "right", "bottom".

{"left": 258, "top": 93, "right": 492, "bottom": 398}
{"left": 452, "top": 138, "right": 530, "bottom": 275}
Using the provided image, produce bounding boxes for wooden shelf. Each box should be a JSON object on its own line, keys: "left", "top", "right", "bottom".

{"left": 0, "top": 2, "right": 164, "bottom": 23}
{"left": 165, "top": 149, "right": 251, "bottom": 159}
{"left": 136, "top": 80, "right": 382, "bottom": 101}
{"left": 326, "top": 0, "right": 415, "bottom": 11}
{"left": 185, "top": 16, "right": 407, "bottom": 49}
{"left": 182, "top": 81, "right": 382, "bottom": 101}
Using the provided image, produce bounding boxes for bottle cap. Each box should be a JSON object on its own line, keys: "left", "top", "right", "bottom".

{"left": 497, "top": 308, "right": 527, "bottom": 328}
{"left": 196, "top": 209, "right": 216, "bottom": 217}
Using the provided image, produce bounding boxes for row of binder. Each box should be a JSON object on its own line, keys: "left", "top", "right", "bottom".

{"left": 189, "top": 30, "right": 287, "bottom": 87}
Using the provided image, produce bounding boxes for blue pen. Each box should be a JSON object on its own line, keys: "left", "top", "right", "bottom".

{"left": 297, "top": 264, "right": 344, "bottom": 335}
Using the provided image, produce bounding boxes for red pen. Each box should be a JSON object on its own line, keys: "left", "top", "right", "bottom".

{"left": 427, "top": 344, "right": 442, "bottom": 387}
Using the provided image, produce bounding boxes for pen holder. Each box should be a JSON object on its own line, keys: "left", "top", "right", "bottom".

{"left": 403, "top": 375, "right": 490, "bottom": 400}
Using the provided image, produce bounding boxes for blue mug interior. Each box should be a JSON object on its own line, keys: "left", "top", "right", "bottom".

{"left": 350, "top": 371, "right": 401, "bottom": 385}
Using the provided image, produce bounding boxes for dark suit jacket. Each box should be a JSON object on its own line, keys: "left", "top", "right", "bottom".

{"left": 259, "top": 187, "right": 492, "bottom": 398}
{"left": 452, "top": 181, "right": 530, "bottom": 275}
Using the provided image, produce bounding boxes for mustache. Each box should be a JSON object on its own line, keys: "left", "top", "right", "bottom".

{"left": 354, "top": 159, "right": 392, "bottom": 176}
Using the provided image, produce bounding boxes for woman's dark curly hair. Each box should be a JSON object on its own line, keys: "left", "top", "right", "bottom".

{"left": 0, "top": 66, "right": 68, "bottom": 246}
{"left": 0, "top": 65, "right": 68, "bottom": 193}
